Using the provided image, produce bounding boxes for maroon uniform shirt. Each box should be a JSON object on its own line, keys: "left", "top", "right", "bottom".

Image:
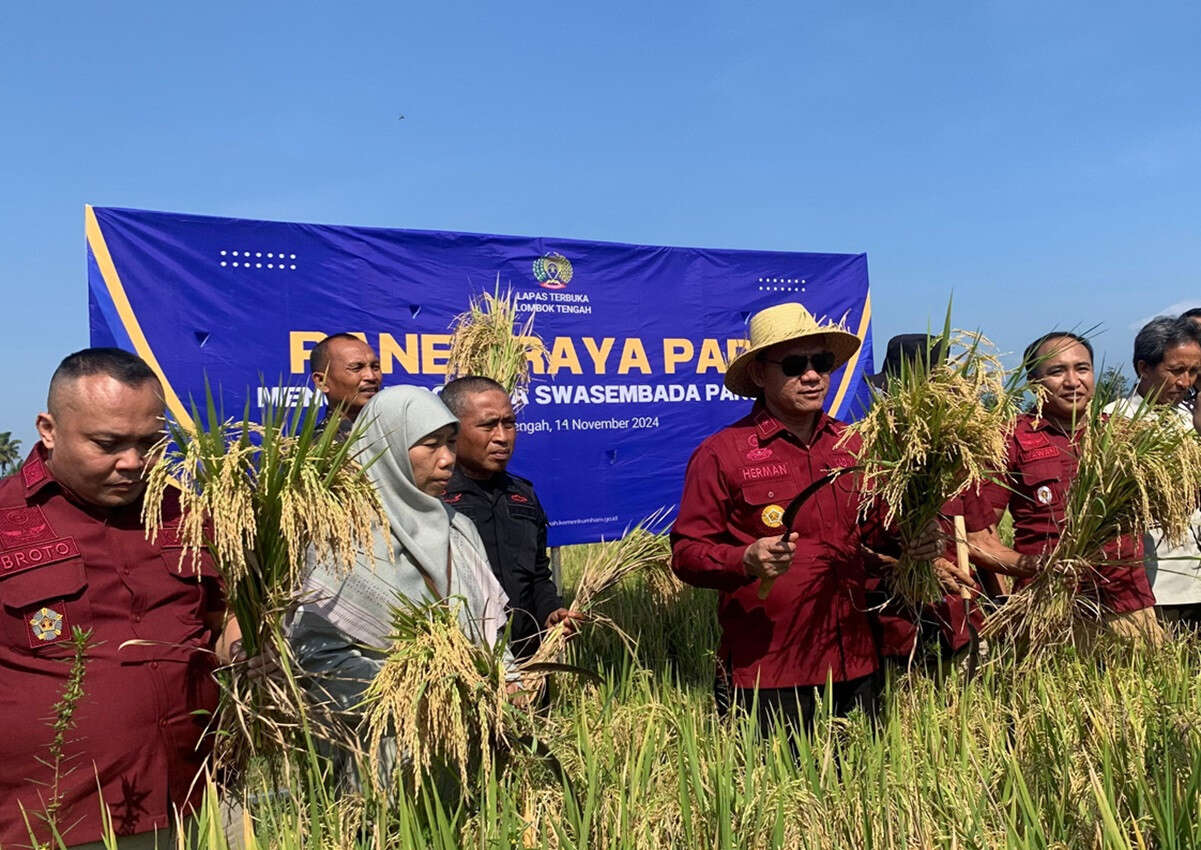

{"left": 980, "top": 413, "right": 1154, "bottom": 614}
{"left": 671, "top": 405, "right": 889, "bottom": 689}
{"left": 0, "top": 447, "right": 223, "bottom": 848}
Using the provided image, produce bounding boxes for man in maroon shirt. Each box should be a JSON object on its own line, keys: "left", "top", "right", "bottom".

{"left": 968, "top": 332, "right": 1158, "bottom": 642}
{"left": 0, "top": 349, "right": 229, "bottom": 849}
{"left": 672, "top": 303, "right": 939, "bottom": 735}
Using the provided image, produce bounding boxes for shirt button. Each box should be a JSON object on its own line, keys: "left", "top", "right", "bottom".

{"left": 150, "top": 661, "right": 159, "bottom": 670}
{"left": 133, "top": 615, "right": 142, "bottom": 623}
{"left": 160, "top": 719, "right": 168, "bottom": 728}
{"left": 768, "top": 491, "right": 774, "bottom": 498}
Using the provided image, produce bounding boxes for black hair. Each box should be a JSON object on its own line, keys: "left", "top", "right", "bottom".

{"left": 1180, "top": 307, "right": 1201, "bottom": 321}
{"left": 1133, "top": 317, "right": 1201, "bottom": 372}
{"left": 48, "top": 347, "right": 159, "bottom": 412}
{"left": 310, "top": 333, "right": 368, "bottom": 375}
{"left": 1022, "top": 332, "right": 1094, "bottom": 379}
{"left": 441, "top": 376, "right": 508, "bottom": 416}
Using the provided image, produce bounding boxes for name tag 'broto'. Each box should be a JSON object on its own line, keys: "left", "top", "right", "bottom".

{"left": 0, "top": 538, "right": 81, "bottom": 578}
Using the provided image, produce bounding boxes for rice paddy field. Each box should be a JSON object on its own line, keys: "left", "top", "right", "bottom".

{"left": 173, "top": 540, "right": 1201, "bottom": 850}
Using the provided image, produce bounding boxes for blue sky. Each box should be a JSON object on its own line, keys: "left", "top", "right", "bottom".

{"left": 2, "top": 0, "right": 1199, "bottom": 450}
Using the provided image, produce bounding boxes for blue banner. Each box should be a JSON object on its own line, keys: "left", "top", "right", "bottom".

{"left": 86, "top": 205, "right": 874, "bottom": 545}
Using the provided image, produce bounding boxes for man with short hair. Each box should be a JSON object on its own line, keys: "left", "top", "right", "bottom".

{"left": 310, "top": 333, "right": 382, "bottom": 426}
{"left": 970, "top": 332, "right": 1158, "bottom": 642}
{"left": 440, "top": 376, "right": 570, "bottom": 659}
{"left": 671, "top": 303, "right": 939, "bottom": 735}
{"left": 1126, "top": 317, "right": 1201, "bottom": 409}
{"left": 1104, "top": 317, "right": 1201, "bottom": 626}
{"left": 0, "top": 348, "right": 230, "bottom": 849}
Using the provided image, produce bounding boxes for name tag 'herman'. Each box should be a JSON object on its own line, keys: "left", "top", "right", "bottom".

{"left": 0, "top": 538, "right": 81, "bottom": 578}
{"left": 740, "top": 463, "right": 790, "bottom": 482}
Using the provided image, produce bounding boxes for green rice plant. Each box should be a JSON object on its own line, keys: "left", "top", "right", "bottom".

{"left": 572, "top": 547, "right": 719, "bottom": 687}
{"left": 986, "top": 394, "right": 1201, "bottom": 651}
{"left": 446, "top": 282, "right": 549, "bottom": 397}
{"left": 110, "top": 535, "right": 1201, "bottom": 850}
{"left": 165, "top": 615, "right": 1201, "bottom": 850}
{"left": 841, "top": 310, "right": 1021, "bottom": 605}
{"left": 20, "top": 627, "right": 93, "bottom": 848}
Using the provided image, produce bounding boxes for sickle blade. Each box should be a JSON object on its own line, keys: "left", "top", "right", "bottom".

{"left": 778, "top": 471, "right": 837, "bottom": 542}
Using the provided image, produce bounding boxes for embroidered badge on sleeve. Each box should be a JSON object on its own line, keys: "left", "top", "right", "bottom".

{"left": 745, "top": 434, "right": 773, "bottom": 462}
{"left": 0, "top": 507, "right": 56, "bottom": 548}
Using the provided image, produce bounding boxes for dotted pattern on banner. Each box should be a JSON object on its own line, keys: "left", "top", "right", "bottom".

{"left": 219, "top": 250, "right": 298, "bottom": 270}
{"left": 757, "top": 277, "right": 806, "bottom": 293}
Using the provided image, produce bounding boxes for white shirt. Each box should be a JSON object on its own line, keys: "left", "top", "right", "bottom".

{"left": 1103, "top": 392, "right": 1201, "bottom": 605}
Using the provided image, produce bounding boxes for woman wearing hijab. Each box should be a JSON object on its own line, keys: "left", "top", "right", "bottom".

{"left": 287, "top": 386, "right": 512, "bottom": 780}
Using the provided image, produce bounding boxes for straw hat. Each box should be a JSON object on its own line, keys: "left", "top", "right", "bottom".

{"left": 724, "top": 302, "right": 862, "bottom": 398}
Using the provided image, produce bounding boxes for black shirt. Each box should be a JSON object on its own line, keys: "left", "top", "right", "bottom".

{"left": 443, "top": 468, "right": 563, "bottom": 658}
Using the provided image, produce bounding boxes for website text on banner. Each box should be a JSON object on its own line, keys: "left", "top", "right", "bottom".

{"left": 86, "top": 205, "right": 874, "bottom": 545}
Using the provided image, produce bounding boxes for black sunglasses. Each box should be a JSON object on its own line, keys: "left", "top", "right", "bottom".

{"left": 760, "top": 351, "right": 837, "bottom": 376}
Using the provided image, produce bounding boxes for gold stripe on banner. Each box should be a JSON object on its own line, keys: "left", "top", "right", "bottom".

{"left": 828, "top": 291, "right": 873, "bottom": 418}
{"left": 84, "top": 205, "right": 195, "bottom": 430}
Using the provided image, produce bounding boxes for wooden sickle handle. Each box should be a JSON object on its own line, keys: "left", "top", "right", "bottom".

{"left": 953, "top": 515, "right": 971, "bottom": 601}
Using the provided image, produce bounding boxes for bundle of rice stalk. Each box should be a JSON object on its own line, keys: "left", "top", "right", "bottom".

{"left": 141, "top": 385, "right": 386, "bottom": 766}
{"left": 143, "top": 387, "right": 385, "bottom": 656}
{"left": 361, "top": 596, "right": 510, "bottom": 790}
{"left": 840, "top": 319, "right": 1020, "bottom": 606}
{"left": 446, "top": 281, "right": 549, "bottom": 399}
{"left": 521, "top": 509, "right": 673, "bottom": 690}
{"left": 984, "top": 397, "right": 1201, "bottom": 649}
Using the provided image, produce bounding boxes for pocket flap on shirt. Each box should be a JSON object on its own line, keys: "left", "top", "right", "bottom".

{"left": 740, "top": 479, "right": 802, "bottom": 506}
{"left": 1020, "top": 460, "right": 1063, "bottom": 487}
{"left": 508, "top": 504, "right": 542, "bottom": 524}
{"left": 0, "top": 559, "right": 88, "bottom": 609}
{"left": 161, "top": 546, "right": 221, "bottom": 582}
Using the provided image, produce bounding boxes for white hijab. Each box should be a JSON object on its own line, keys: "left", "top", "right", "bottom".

{"left": 301, "top": 386, "right": 509, "bottom": 649}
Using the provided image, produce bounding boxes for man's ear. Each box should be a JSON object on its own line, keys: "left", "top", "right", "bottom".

{"left": 1134, "top": 360, "right": 1151, "bottom": 381}
{"left": 311, "top": 371, "right": 327, "bottom": 392}
{"left": 35, "top": 412, "right": 55, "bottom": 451}
{"left": 747, "top": 359, "right": 767, "bottom": 390}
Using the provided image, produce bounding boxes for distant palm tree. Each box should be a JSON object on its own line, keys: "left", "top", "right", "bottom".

{"left": 0, "top": 432, "right": 22, "bottom": 477}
